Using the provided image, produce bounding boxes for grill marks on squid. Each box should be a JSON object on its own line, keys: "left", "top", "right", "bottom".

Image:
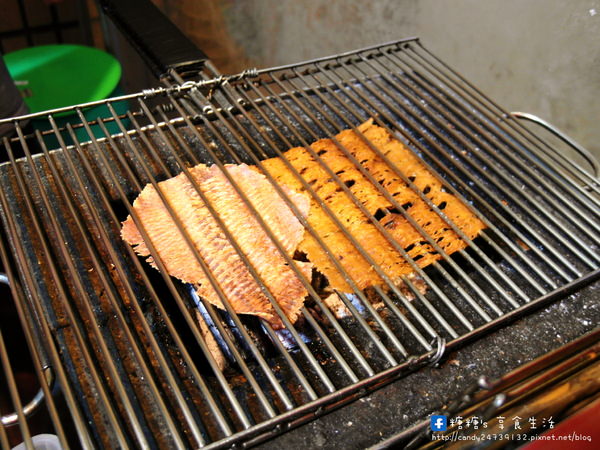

{"left": 121, "top": 164, "right": 312, "bottom": 328}
{"left": 121, "top": 120, "right": 485, "bottom": 327}
{"left": 259, "top": 120, "right": 486, "bottom": 292}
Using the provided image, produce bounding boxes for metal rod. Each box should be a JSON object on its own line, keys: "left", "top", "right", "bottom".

{"left": 262, "top": 321, "right": 318, "bottom": 400}
{"left": 194, "top": 86, "right": 445, "bottom": 348}
{"left": 0, "top": 413, "right": 9, "bottom": 450}
{"left": 251, "top": 75, "right": 488, "bottom": 328}
{"left": 202, "top": 269, "right": 600, "bottom": 449}
{"left": 0, "top": 73, "right": 253, "bottom": 126}
{"left": 111, "top": 104, "right": 292, "bottom": 416}
{"left": 0, "top": 266, "right": 69, "bottom": 448}
{"left": 381, "top": 51, "right": 600, "bottom": 249}
{"left": 235, "top": 82, "right": 562, "bottom": 292}
{"left": 409, "top": 42, "right": 600, "bottom": 204}
{"left": 167, "top": 79, "right": 381, "bottom": 375}
{"left": 150, "top": 102, "right": 347, "bottom": 388}
{"left": 4, "top": 133, "right": 130, "bottom": 448}
{"left": 389, "top": 46, "right": 600, "bottom": 205}
{"left": 164, "top": 78, "right": 407, "bottom": 367}
{"left": 135, "top": 99, "right": 334, "bottom": 400}
{"left": 26, "top": 121, "right": 151, "bottom": 447}
{"left": 0, "top": 327, "right": 34, "bottom": 450}
{"left": 163, "top": 108, "right": 412, "bottom": 369}
{"left": 73, "top": 111, "right": 235, "bottom": 437}
{"left": 103, "top": 104, "right": 281, "bottom": 419}
{"left": 208, "top": 80, "right": 444, "bottom": 348}
{"left": 253, "top": 37, "right": 419, "bottom": 74}
{"left": 342, "top": 53, "right": 599, "bottom": 271}
{"left": 308, "top": 63, "right": 545, "bottom": 301}
{"left": 284, "top": 66, "right": 527, "bottom": 311}
{"left": 176, "top": 76, "right": 458, "bottom": 348}
{"left": 511, "top": 112, "right": 600, "bottom": 177}
{"left": 324, "top": 58, "right": 578, "bottom": 283}
{"left": 237, "top": 80, "right": 460, "bottom": 338}
{"left": 92, "top": 118, "right": 251, "bottom": 432}
{"left": 338, "top": 52, "right": 549, "bottom": 294}
{"left": 389, "top": 46, "right": 600, "bottom": 203}
{"left": 0, "top": 37, "right": 597, "bottom": 449}
{"left": 55, "top": 117, "right": 209, "bottom": 446}
{"left": 1, "top": 368, "right": 53, "bottom": 427}
{"left": 0, "top": 167, "right": 93, "bottom": 448}
{"left": 377, "top": 51, "right": 600, "bottom": 243}
{"left": 261, "top": 73, "right": 498, "bottom": 323}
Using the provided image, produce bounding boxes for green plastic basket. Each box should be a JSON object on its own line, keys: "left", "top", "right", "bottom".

{"left": 5, "top": 44, "right": 129, "bottom": 146}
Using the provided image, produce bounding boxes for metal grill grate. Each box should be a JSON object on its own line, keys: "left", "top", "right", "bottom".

{"left": 0, "top": 38, "right": 598, "bottom": 449}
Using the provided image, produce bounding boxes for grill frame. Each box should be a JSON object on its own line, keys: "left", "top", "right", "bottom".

{"left": 0, "top": 38, "right": 598, "bottom": 449}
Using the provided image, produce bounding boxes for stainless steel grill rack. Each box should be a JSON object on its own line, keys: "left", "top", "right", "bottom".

{"left": 0, "top": 38, "right": 598, "bottom": 449}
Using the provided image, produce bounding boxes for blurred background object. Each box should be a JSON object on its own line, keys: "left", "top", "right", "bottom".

{"left": 0, "top": 57, "right": 28, "bottom": 138}
{"left": 1, "top": 0, "right": 599, "bottom": 159}
{"left": 151, "top": 0, "right": 600, "bottom": 162}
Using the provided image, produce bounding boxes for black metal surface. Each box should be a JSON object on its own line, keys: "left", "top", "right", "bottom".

{"left": 0, "top": 39, "right": 598, "bottom": 448}
{"left": 99, "top": 0, "right": 208, "bottom": 78}
{"left": 259, "top": 282, "right": 600, "bottom": 450}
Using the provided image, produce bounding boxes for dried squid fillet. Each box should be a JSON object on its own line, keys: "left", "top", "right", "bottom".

{"left": 121, "top": 163, "right": 312, "bottom": 328}
{"left": 258, "top": 119, "right": 485, "bottom": 292}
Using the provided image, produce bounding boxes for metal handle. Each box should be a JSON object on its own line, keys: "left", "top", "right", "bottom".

{"left": 99, "top": 0, "right": 208, "bottom": 79}
{"left": 511, "top": 112, "right": 599, "bottom": 178}
{"left": 1, "top": 366, "right": 54, "bottom": 427}
{"left": 0, "top": 273, "right": 54, "bottom": 427}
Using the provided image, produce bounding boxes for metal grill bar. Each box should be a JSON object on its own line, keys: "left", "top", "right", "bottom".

{"left": 311, "top": 57, "right": 587, "bottom": 283}
{"left": 378, "top": 43, "right": 597, "bottom": 256}
{"left": 366, "top": 55, "right": 600, "bottom": 256}
{"left": 54, "top": 119, "right": 209, "bottom": 446}
{"left": 0, "top": 269, "right": 65, "bottom": 448}
{"left": 112, "top": 107, "right": 292, "bottom": 418}
{"left": 297, "top": 94, "right": 525, "bottom": 312}
{"left": 245, "top": 78, "right": 492, "bottom": 329}
{"left": 149, "top": 98, "right": 375, "bottom": 379}
{"left": 127, "top": 102, "right": 342, "bottom": 401}
{"left": 364, "top": 55, "right": 600, "bottom": 264}
{"left": 180, "top": 96, "right": 438, "bottom": 348}
{"left": 100, "top": 108, "right": 287, "bottom": 425}
{"left": 138, "top": 100, "right": 344, "bottom": 389}
{"left": 3, "top": 135, "right": 133, "bottom": 448}
{"left": 233, "top": 85, "right": 461, "bottom": 339}
{"left": 308, "top": 59, "right": 564, "bottom": 293}
{"left": 511, "top": 112, "right": 600, "bottom": 191}
{"left": 0, "top": 327, "right": 33, "bottom": 449}
{"left": 327, "top": 81, "right": 569, "bottom": 286}
{"left": 164, "top": 87, "right": 427, "bottom": 360}
{"left": 89, "top": 118, "right": 251, "bottom": 434}
{"left": 169, "top": 94, "right": 431, "bottom": 356}
{"left": 333, "top": 57, "right": 597, "bottom": 275}
{"left": 49, "top": 110, "right": 253, "bottom": 445}
{"left": 170, "top": 90, "right": 415, "bottom": 357}
{"left": 384, "top": 51, "right": 600, "bottom": 233}
{"left": 0, "top": 187, "right": 92, "bottom": 449}
{"left": 413, "top": 43, "right": 600, "bottom": 197}
{"left": 0, "top": 38, "right": 597, "bottom": 448}
{"left": 384, "top": 47, "right": 598, "bottom": 253}
{"left": 266, "top": 70, "right": 521, "bottom": 313}
{"left": 56, "top": 121, "right": 200, "bottom": 446}
{"left": 166, "top": 84, "right": 391, "bottom": 371}
{"left": 296, "top": 65, "right": 542, "bottom": 302}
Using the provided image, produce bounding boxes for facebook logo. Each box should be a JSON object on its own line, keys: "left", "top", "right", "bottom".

{"left": 430, "top": 415, "right": 447, "bottom": 432}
